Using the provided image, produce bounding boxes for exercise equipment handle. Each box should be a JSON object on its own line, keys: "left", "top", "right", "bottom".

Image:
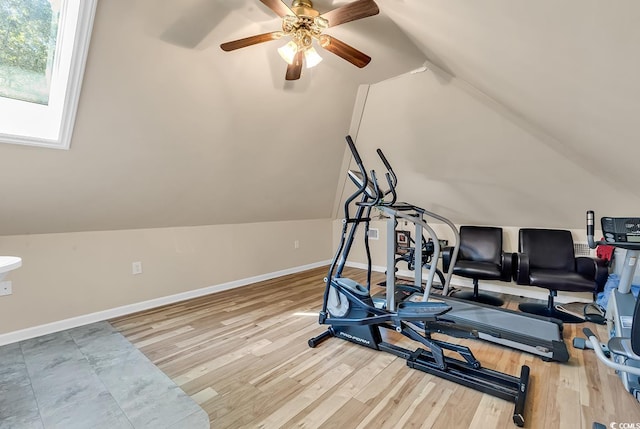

{"left": 346, "top": 135, "right": 364, "bottom": 170}
{"left": 383, "top": 172, "right": 397, "bottom": 206}
{"left": 587, "top": 210, "right": 596, "bottom": 249}
{"left": 377, "top": 148, "right": 397, "bottom": 189}
{"left": 376, "top": 148, "right": 392, "bottom": 172}
{"left": 356, "top": 169, "right": 382, "bottom": 207}
{"left": 582, "top": 326, "right": 640, "bottom": 376}
{"left": 345, "top": 135, "right": 370, "bottom": 202}
{"left": 358, "top": 170, "right": 381, "bottom": 206}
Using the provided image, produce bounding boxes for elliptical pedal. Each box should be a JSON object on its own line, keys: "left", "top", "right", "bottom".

{"left": 397, "top": 301, "right": 451, "bottom": 321}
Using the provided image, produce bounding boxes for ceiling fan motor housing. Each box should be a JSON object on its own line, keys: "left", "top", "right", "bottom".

{"left": 291, "top": 0, "right": 319, "bottom": 18}
{"left": 282, "top": 0, "right": 327, "bottom": 49}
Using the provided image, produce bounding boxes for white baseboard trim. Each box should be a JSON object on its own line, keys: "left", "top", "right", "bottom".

{"left": 344, "top": 261, "right": 593, "bottom": 304}
{"left": 0, "top": 260, "right": 331, "bottom": 347}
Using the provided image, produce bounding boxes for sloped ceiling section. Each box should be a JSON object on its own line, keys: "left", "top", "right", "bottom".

{"left": 4, "top": 0, "right": 638, "bottom": 236}
{"left": 345, "top": 0, "right": 640, "bottom": 230}
{"left": 0, "top": 0, "right": 425, "bottom": 235}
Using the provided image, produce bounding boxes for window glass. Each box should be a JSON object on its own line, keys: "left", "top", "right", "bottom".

{"left": 0, "top": 0, "right": 60, "bottom": 105}
{"left": 0, "top": 0, "right": 96, "bottom": 149}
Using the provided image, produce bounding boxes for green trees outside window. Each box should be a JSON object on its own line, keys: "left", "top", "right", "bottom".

{"left": 0, "top": 0, "right": 59, "bottom": 105}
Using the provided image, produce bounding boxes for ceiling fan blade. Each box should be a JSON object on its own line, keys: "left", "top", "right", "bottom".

{"left": 285, "top": 51, "right": 303, "bottom": 80}
{"left": 259, "top": 0, "right": 295, "bottom": 17}
{"left": 320, "top": 0, "right": 379, "bottom": 28}
{"left": 320, "top": 36, "right": 371, "bottom": 68}
{"left": 220, "top": 31, "right": 282, "bottom": 51}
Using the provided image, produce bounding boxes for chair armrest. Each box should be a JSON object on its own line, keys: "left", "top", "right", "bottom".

{"left": 514, "top": 252, "right": 530, "bottom": 284}
{"left": 500, "top": 252, "right": 515, "bottom": 282}
{"left": 576, "top": 256, "right": 609, "bottom": 291}
{"left": 442, "top": 246, "right": 454, "bottom": 272}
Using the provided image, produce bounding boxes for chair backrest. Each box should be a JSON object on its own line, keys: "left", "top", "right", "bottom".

{"left": 519, "top": 228, "right": 575, "bottom": 271}
{"left": 459, "top": 226, "right": 503, "bottom": 265}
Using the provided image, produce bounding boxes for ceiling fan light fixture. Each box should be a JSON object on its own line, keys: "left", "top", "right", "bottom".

{"left": 304, "top": 46, "right": 322, "bottom": 68}
{"left": 277, "top": 40, "right": 298, "bottom": 64}
{"left": 318, "top": 34, "right": 330, "bottom": 48}
{"left": 282, "top": 14, "right": 298, "bottom": 32}
{"left": 220, "top": 0, "right": 380, "bottom": 81}
{"left": 313, "top": 16, "right": 328, "bottom": 31}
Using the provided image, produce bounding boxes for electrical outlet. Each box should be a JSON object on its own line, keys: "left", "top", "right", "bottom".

{"left": 294, "top": 240, "right": 300, "bottom": 249}
{"left": 132, "top": 261, "right": 143, "bottom": 275}
{"left": 0, "top": 281, "right": 12, "bottom": 296}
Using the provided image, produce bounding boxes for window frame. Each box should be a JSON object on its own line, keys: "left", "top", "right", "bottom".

{"left": 0, "top": 0, "right": 98, "bottom": 150}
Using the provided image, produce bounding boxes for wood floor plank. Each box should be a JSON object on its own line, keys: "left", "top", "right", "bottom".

{"left": 429, "top": 385, "right": 483, "bottom": 429}
{"left": 285, "top": 353, "right": 397, "bottom": 428}
{"left": 354, "top": 370, "right": 417, "bottom": 429}
{"left": 317, "top": 398, "right": 373, "bottom": 429}
{"left": 111, "top": 266, "right": 640, "bottom": 428}
{"left": 258, "top": 363, "right": 354, "bottom": 428}
{"left": 380, "top": 377, "right": 436, "bottom": 429}
{"left": 191, "top": 386, "right": 218, "bottom": 404}
{"left": 468, "top": 394, "right": 511, "bottom": 429}
{"left": 416, "top": 386, "right": 455, "bottom": 429}
{"left": 173, "top": 338, "right": 272, "bottom": 386}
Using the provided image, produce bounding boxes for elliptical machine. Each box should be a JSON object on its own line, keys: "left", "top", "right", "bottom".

{"left": 308, "top": 136, "right": 530, "bottom": 427}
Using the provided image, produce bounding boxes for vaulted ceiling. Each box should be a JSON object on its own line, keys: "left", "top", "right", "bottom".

{"left": 365, "top": 0, "right": 640, "bottom": 228}
{"left": 383, "top": 0, "right": 640, "bottom": 199}
{"left": 0, "top": 0, "right": 639, "bottom": 235}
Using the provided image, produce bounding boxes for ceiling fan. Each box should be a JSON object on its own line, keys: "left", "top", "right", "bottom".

{"left": 220, "top": 0, "right": 380, "bottom": 81}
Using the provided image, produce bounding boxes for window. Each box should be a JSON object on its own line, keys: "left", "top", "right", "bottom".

{"left": 0, "top": 0, "right": 97, "bottom": 149}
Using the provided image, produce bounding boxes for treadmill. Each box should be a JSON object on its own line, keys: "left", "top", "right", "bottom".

{"left": 380, "top": 203, "right": 569, "bottom": 362}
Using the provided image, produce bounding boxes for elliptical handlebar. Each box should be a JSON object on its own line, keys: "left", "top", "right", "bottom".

{"left": 357, "top": 170, "right": 382, "bottom": 207}
{"left": 345, "top": 135, "right": 369, "bottom": 200}
{"left": 376, "top": 148, "right": 397, "bottom": 188}
{"left": 587, "top": 210, "right": 596, "bottom": 249}
{"left": 382, "top": 172, "right": 397, "bottom": 206}
{"left": 376, "top": 148, "right": 397, "bottom": 206}
{"left": 346, "top": 135, "right": 364, "bottom": 172}
{"left": 342, "top": 139, "right": 397, "bottom": 207}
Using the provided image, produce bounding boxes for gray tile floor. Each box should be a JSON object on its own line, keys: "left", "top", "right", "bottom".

{"left": 0, "top": 322, "right": 209, "bottom": 429}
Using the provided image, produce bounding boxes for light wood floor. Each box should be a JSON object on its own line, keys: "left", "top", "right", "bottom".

{"left": 111, "top": 266, "right": 640, "bottom": 428}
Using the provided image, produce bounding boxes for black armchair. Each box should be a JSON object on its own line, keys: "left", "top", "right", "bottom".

{"left": 514, "top": 228, "right": 608, "bottom": 323}
{"left": 442, "top": 226, "right": 513, "bottom": 306}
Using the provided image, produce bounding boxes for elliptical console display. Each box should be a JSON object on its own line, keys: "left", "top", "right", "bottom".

{"left": 601, "top": 217, "right": 640, "bottom": 247}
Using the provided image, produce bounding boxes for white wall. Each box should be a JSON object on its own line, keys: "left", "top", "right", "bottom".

{"left": 383, "top": 1, "right": 640, "bottom": 207}
{"left": 346, "top": 67, "right": 640, "bottom": 231}
{"left": 0, "top": 219, "right": 332, "bottom": 343}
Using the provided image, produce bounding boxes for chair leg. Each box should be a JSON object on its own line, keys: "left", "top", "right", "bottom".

{"left": 518, "top": 290, "right": 584, "bottom": 323}
{"left": 547, "top": 292, "right": 555, "bottom": 311}
{"left": 451, "top": 279, "right": 504, "bottom": 306}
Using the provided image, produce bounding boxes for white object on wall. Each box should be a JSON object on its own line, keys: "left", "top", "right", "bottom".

{"left": 0, "top": 256, "right": 22, "bottom": 281}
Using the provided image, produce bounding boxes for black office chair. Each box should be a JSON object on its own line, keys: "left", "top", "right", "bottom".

{"left": 514, "top": 228, "right": 608, "bottom": 323}
{"left": 442, "top": 226, "right": 513, "bottom": 306}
